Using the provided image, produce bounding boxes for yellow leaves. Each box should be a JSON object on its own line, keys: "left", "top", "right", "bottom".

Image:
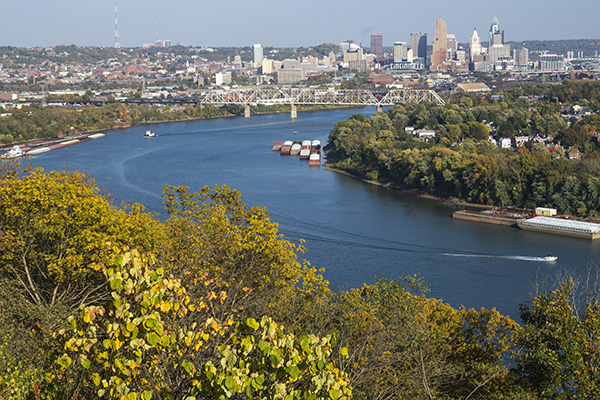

{"left": 206, "top": 318, "right": 220, "bottom": 332}
{"left": 0, "top": 164, "right": 162, "bottom": 308}
{"left": 83, "top": 312, "right": 92, "bottom": 324}
{"left": 219, "top": 291, "right": 227, "bottom": 303}
{"left": 160, "top": 302, "right": 171, "bottom": 313}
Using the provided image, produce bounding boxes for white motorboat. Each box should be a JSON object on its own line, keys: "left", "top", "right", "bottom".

{"left": 144, "top": 130, "right": 155, "bottom": 137}
{"left": 543, "top": 255, "right": 558, "bottom": 262}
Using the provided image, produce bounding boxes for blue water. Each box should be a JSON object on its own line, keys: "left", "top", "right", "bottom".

{"left": 27, "top": 108, "right": 600, "bottom": 318}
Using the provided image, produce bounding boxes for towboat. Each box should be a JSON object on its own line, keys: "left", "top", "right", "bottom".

{"left": 311, "top": 140, "right": 321, "bottom": 154}
{"left": 144, "top": 130, "right": 156, "bottom": 137}
{"left": 1, "top": 145, "right": 23, "bottom": 159}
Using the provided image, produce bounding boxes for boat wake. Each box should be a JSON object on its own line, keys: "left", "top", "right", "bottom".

{"left": 273, "top": 212, "right": 556, "bottom": 263}
{"left": 441, "top": 253, "right": 554, "bottom": 262}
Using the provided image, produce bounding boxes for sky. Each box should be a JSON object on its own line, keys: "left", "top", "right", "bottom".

{"left": 2, "top": 0, "right": 600, "bottom": 48}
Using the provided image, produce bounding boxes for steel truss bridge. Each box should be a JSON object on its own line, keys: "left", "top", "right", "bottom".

{"left": 42, "top": 88, "right": 445, "bottom": 118}
{"left": 195, "top": 88, "right": 445, "bottom": 107}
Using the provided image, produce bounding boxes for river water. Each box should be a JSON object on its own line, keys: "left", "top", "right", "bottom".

{"left": 27, "top": 108, "right": 600, "bottom": 318}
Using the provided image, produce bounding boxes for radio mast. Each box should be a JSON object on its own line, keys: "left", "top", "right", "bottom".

{"left": 114, "top": 0, "right": 121, "bottom": 49}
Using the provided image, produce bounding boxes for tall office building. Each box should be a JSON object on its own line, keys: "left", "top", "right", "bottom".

{"left": 393, "top": 41, "right": 408, "bottom": 62}
{"left": 446, "top": 34, "right": 457, "bottom": 60}
{"left": 410, "top": 32, "right": 427, "bottom": 59}
{"left": 514, "top": 47, "right": 529, "bottom": 67}
{"left": 489, "top": 17, "right": 502, "bottom": 47}
{"left": 431, "top": 19, "right": 447, "bottom": 68}
{"left": 253, "top": 44, "right": 263, "bottom": 64}
{"left": 469, "top": 28, "right": 482, "bottom": 60}
{"left": 370, "top": 34, "right": 383, "bottom": 57}
{"left": 487, "top": 17, "right": 510, "bottom": 62}
{"left": 340, "top": 40, "right": 355, "bottom": 54}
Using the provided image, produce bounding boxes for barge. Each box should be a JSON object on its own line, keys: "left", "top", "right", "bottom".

{"left": 280, "top": 140, "right": 293, "bottom": 155}
{"left": 299, "top": 140, "right": 311, "bottom": 160}
{"left": 309, "top": 153, "right": 321, "bottom": 166}
{"left": 272, "top": 141, "right": 284, "bottom": 151}
{"left": 453, "top": 208, "right": 531, "bottom": 226}
{"left": 290, "top": 141, "right": 302, "bottom": 156}
{"left": 517, "top": 216, "right": 600, "bottom": 240}
{"left": 1, "top": 132, "right": 106, "bottom": 159}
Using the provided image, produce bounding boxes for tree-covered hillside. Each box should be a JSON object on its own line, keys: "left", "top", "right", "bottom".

{"left": 324, "top": 81, "right": 600, "bottom": 216}
{"left": 1, "top": 160, "right": 599, "bottom": 399}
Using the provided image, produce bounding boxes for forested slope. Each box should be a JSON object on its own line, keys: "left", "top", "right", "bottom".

{"left": 0, "top": 159, "right": 599, "bottom": 399}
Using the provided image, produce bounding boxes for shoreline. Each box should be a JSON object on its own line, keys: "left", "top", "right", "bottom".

{"left": 324, "top": 166, "right": 600, "bottom": 241}
{"left": 1, "top": 104, "right": 363, "bottom": 152}
{"left": 324, "top": 165, "right": 493, "bottom": 210}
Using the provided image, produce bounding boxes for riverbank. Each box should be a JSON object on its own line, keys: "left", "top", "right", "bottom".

{"left": 324, "top": 166, "right": 600, "bottom": 240}
{"left": 323, "top": 165, "right": 493, "bottom": 210}
{"left": 1, "top": 104, "right": 362, "bottom": 153}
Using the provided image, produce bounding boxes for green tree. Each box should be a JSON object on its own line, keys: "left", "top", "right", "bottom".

{"left": 515, "top": 279, "right": 600, "bottom": 399}
{"left": 57, "top": 249, "right": 351, "bottom": 400}
{"left": 0, "top": 162, "right": 160, "bottom": 309}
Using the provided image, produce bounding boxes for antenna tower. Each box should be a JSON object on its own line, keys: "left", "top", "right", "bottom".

{"left": 114, "top": 0, "right": 121, "bottom": 49}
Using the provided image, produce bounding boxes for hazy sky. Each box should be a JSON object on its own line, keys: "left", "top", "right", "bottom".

{"left": 3, "top": 0, "right": 600, "bottom": 48}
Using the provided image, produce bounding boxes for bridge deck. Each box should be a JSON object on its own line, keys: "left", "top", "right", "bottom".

{"left": 44, "top": 88, "right": 445, "bottom": 107}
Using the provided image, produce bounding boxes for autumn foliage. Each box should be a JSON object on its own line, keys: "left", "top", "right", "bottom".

{"left": 1, "top": 161, "right": 599, "bottom": 399}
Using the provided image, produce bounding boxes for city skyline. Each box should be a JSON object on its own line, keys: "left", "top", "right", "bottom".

{"left": 2, "top": 0, "right": 600, "bottom": 48}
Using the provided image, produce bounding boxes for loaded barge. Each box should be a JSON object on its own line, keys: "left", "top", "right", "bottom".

{"left": 454, "top": 207, "right": 600, "bottom": 240}
{"left": 273, "top": 139, "right": 322, "bottom": 167}
{"left": 453, "top": 208, "right": 531, "bottom": 226}
{"left": 518, "top": 216, "right": 600, "bottom": 240}
{"left": 1, "top": 132, "right": 106, "bottom": 159}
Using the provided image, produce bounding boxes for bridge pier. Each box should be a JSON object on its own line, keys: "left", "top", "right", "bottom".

{"left": 290, "top": 104, "right": 297, "bottom": 119}
{"left": 376, "top": 105, "right": 383, "bottom": 112}
{"left": 244, "top": 104, "right": 251, "bottom": 118}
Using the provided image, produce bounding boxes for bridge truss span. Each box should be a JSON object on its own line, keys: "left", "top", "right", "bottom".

{"left": 199, "top": 88, "right": 445, "bottom": 107}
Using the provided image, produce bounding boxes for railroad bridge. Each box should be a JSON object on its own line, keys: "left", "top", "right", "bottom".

{"left": 193, "top": 88, "right": 445, "bottom": 118}
{"left": 48, "top": 88, "right": 445, "bottom": 119}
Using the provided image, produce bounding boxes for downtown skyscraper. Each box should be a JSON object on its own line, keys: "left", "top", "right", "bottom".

{"left": 410, "top": 32, "right": 427, "bottom": 60}
{"left": 431, "top": 19, "right": 447, "bottom": 69}
{"left": 370, "top": 34, "right": 383, "bottom": 57}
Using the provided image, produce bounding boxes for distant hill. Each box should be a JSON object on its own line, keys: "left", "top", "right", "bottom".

{"left": 507, "top": 39, "right": 600, "bottom": 59}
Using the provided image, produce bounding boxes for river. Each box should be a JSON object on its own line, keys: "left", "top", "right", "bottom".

{"left": 27, "top": 108, "right": 600, "bottom": 318}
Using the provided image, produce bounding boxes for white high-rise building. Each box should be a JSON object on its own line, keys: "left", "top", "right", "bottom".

{"left": 487, "top": 17, "right": 510, "bottom": 62}
{"left": 253, "top": 44, "right": 263, "bottom": 64}
{"left": 489, "top": 16, "right": 501, "bottom": 47}
{"left": 261, "top": 58, "right": 273, "bottom": 74}
{"left": 393, "top": 41, "right": 408, "bottom": 62}
{"left": 470, "top": 28, "right": 482, "bottom": 60}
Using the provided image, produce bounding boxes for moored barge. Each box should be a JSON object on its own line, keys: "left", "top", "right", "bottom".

{"left": 280, "top": 140, "right": 293, "bottom": 155}
{"left": 309, "top": 153, "right": 321, "bottom": 166}
{"left": 517, "top": 216, "right": 600, "bottom": 240}
{"left": 299, "top": 140, "right": 311, "bottom": 160}
{"left": 272, "top": 141, "right": 284, "bottom": 151}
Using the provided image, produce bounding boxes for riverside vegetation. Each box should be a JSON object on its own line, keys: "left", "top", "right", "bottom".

{"left": 1, "top": 159, "right": 600, "bottom": 399}
{"left": 324, "top": 80, "right": 600, "bottom": 217}
{"left": 0, "top": 101, "right": 338, "bottom": 146}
